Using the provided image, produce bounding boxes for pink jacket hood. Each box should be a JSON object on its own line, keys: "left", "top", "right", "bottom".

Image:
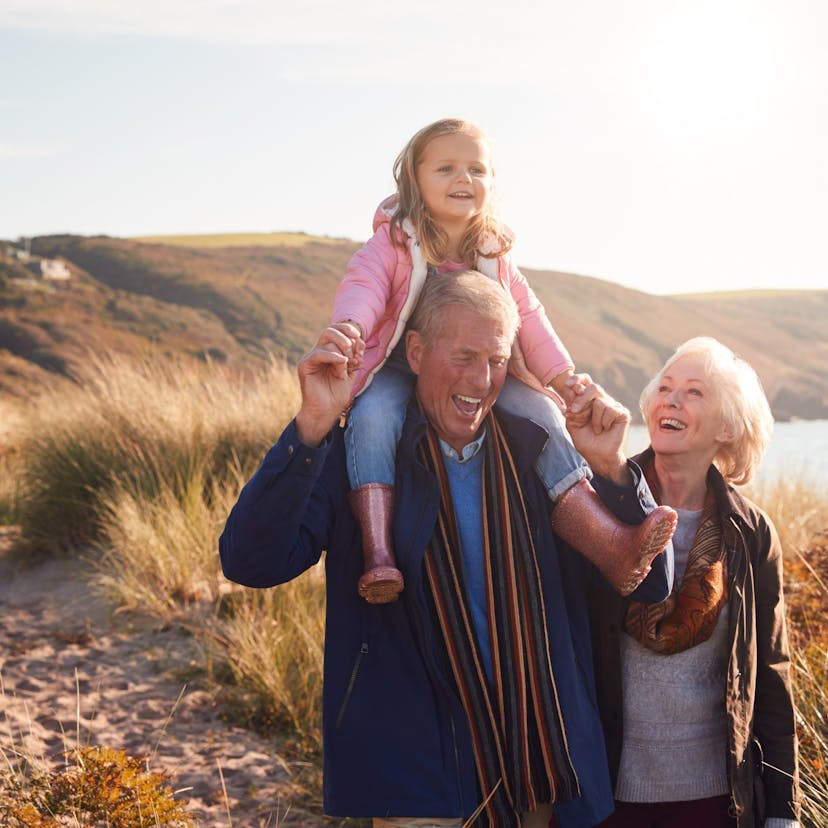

{"left": 331, "top": 198, "right": 573, "bottom": 400}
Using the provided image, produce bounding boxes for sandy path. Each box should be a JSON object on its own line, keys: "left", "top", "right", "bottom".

{"left": 0, "top": 529, "right": 324, "bottom": 826}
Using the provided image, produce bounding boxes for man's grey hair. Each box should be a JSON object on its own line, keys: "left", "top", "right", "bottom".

{"left": 406, "top": 270, "right": 520, "bottom": 348}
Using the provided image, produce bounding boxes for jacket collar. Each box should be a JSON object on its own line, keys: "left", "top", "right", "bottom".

{"left": 633, "top": 446, "right": 755, "bottom": 527}
{"left": 400, "top": 397, "right": 549, "bottom": 477}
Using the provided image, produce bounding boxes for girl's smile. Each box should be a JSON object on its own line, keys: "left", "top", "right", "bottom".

{"left": 415, "top": 132, "right": 493, "bottom": 233}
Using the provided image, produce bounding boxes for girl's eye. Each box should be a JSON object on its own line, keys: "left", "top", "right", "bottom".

{"left": 438, "top": 165, "right": 452, "bottom": 173}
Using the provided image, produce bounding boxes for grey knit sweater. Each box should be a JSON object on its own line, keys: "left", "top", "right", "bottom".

{"left": 614, "top": 508, "right": 731, "bottom": 802}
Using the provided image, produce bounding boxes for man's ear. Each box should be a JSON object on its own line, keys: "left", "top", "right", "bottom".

{"left": 406, "top": 330, "right": 424, "bottom": 375}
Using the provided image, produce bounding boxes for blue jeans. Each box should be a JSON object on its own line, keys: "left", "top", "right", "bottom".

{"left": 346, "top": 360, "right": 590, "bottom": 501}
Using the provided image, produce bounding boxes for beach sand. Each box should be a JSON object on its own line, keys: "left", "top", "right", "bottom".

{"left": 0, "top": 528, "right": 323, "bottom": 826}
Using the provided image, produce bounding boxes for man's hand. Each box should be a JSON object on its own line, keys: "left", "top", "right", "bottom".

{"left": 565, "top": 383, "right": 632, "bottom": 485}
{"left": 295, "top": 322, "right": 364, "bottom": 446}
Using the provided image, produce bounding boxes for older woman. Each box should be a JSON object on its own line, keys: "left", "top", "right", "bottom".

{"left": 570, "top": 337, "right": 801, "bottom": 828}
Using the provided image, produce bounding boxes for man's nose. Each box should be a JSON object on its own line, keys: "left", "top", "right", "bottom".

{"left": 467, "top": 361, "right": 491, "bottom": 391}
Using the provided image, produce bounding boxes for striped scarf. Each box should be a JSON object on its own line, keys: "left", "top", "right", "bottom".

{"left": 418, "top": 413, "right": 579, "bottom": 827}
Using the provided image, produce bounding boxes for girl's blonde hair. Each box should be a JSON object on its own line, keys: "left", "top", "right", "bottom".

{"left": 390, "top": 118, "right": 513, "bottom": 267}
{"left": 639, "top": 336, "right": 774, "bottom": 486}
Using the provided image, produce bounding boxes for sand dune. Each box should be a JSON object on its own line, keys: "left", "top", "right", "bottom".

{"left": 0, "top": 529, "right": 321, "bottom": 826}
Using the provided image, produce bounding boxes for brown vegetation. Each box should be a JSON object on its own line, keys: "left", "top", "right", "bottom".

{"left": 2, "top": 233, "right": 826, "bottom": 420}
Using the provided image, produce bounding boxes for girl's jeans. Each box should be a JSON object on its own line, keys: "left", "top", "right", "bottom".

{"left": 346, "top": 358, "right": 590, "bottom": 501}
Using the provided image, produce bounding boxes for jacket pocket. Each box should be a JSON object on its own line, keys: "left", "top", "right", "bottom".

{"left": 335, "top": 641, "right": 368, "bottom": 729}
{"left": 751, "top": 737, "right": 766, "bottom": 827}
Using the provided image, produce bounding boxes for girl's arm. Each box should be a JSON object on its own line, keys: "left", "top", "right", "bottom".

{"left": 499, "top": 254, "right": 574, "bottom": 387}
{"left": 331, "top": 223, "right": 400, "bottom": 341}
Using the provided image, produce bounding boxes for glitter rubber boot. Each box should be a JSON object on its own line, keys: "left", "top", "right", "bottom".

{"left": 551, "top": 479, "right": 677, "bottom": 596}
{"left": 348, "top": 483, "right": 405, "bottom": 604}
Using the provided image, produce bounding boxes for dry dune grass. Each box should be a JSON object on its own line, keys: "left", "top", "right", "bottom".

{"left": 0, "top": 351, "right": 826, "bottom": 825}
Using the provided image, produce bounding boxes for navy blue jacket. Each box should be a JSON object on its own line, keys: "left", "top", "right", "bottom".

{"left": 219, "top": 406, "right": 671, "bottom": 826}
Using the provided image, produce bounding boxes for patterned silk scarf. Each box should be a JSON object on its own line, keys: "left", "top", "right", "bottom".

{"left": 418, "top": 413, "right": 579, "bottom": 827}
{"left": 624, "top": 461, "right": 729, "bottom": 655}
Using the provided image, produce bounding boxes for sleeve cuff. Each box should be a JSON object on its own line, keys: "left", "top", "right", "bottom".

{"left": 591, "top": 460, "right": 648, "bottom": 519}
{"left": 262, "top": 419, "right": 332, "bottom": 479}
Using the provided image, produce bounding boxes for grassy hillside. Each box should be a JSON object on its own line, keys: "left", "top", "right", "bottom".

{"left": 526, "top": 269, "right": 828, "bottom": 419}
{"left": 2, "top": 233, "right": 826, "bottom": 420}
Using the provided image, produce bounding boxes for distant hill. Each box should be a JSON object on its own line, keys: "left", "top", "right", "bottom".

{"left": 2, "top": 233, "right": 826, "bottom": 421}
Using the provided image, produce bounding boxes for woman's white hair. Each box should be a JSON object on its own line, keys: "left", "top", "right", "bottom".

{"left": 639, "top": 336, "right": 774, "bottom": 485}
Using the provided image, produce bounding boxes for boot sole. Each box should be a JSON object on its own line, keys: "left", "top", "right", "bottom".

{"left": 618, "top": 506, "right": 678, "bottom": 596}
{"left": 358, "top": 567, "right": 405, "bottom": 604}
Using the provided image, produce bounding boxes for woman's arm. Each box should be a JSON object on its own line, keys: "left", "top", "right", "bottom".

{"left": 750, "top": 512, "right": 801, "bottom": 822}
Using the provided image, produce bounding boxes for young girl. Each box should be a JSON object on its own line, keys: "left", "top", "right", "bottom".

{"left": 332, "top": 118, "right": 676, "bottom": 603}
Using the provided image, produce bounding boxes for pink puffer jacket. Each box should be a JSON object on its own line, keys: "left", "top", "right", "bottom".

{"left": 332, "top": 197, "right": 574, "bottom": 398}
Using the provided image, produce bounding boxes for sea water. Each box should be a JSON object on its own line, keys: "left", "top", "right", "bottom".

{"left": 625, "top": 419, "right": 828, "bottom": 491}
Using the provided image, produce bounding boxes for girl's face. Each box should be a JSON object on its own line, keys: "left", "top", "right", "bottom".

{"left": 415, "top": 132, "right": 493, "bottom": 234}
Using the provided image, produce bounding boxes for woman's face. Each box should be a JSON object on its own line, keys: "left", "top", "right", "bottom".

{"left": 646, "top": 355, "right": 732, "bottom": 464}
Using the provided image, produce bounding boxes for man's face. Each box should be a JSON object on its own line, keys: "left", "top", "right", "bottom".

{"left": 406, "top": 306, "right": 511, "bottom": 453}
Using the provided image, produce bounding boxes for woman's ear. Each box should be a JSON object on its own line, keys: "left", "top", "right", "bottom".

{"left": 716, "top": 422, "right": 735, "bottom": 445}
{"left": 406, "top": 330, "right": 424, "bottom": 375}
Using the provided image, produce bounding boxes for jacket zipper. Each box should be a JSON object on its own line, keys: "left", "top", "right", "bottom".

{"left": 336, "top": 641, "right": 369, "bottom": 729}
{"left": 450, "top": 712, "right": 465, "bottom": 813}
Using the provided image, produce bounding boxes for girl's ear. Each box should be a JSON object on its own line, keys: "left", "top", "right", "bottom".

{"left": 406, "top": 330, "right": 424, "bottom": 375}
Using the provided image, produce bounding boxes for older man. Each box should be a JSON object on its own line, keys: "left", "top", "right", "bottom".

{"left": 219, "top": 271, "right": 671, "bottom": 828}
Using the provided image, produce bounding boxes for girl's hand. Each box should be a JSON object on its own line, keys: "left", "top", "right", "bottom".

{"left": 295, "top": 323, "right": 363, "bottom": 446}
{"left": 333, "top": 320, "right": 365, "bottom": 374}
{"left": 549, "top": 369, "right": 593, "bottom": 407}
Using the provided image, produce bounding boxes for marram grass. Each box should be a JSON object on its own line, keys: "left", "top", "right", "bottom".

{"left": 11, "top": 352, "right": 298, "bottom": 558}
{"left": 2, "top": 352, "right": 827, "bottom": 824}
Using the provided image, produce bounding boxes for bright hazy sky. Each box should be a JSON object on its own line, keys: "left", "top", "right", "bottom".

{"left": 1, "top": 0, "right": 826, "bottom": 295}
